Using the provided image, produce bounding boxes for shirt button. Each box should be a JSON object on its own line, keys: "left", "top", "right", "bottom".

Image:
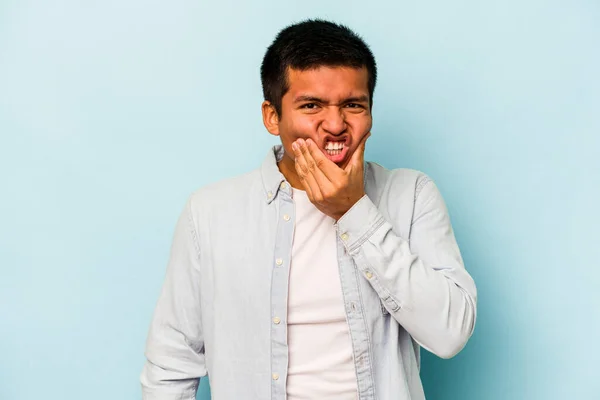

{"left": 283, "top": 214, "right": 290, "bottom": 221}
{"left": 267, "top": 191, "right": 273, "bottom": 198}
{"left": 341, "top": 233, "right": 349, "bottom": 241}
{"left": 365, "top": 271, "right": 373, "bottom": 279}
{"left": 275, "top": 258, "right": 283, "bottom": 266}
{"left": 272, "top": 373, "right": 279, "bottom": 380}
{"left": 273, "top": 317, "right": 281, "bottom": 324}
{"left": 280, "top": 182, "right": 288, "bottom": 190}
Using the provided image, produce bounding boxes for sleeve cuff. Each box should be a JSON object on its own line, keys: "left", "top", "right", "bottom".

{"left": 335, "top": 194, "right": 385, "bottom": 252}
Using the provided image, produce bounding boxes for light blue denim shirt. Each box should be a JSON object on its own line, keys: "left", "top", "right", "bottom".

{"left": 141, "top": 144, "right": 477, "bottom": 400}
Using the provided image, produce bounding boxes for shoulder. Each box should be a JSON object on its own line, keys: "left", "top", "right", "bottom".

{"left": 186, "top": 168, "right": 263, "bottom": 214}
{"left": 365, "top": 161, "right": 450, "bottom": 228}
{"left": 366, "top": 161, "right": 434, "bottom": 201}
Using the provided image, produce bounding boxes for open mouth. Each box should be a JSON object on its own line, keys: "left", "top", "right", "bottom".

{"left": 322, "top": 139, "right": 349, "bottom": 164}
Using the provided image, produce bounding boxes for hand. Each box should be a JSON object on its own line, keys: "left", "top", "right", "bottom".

{"left": 292, "top": 132, "right": 371, "bottom": 221}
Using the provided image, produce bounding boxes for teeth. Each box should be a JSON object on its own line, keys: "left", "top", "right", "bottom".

{"left": 325, "top": 141, "right": 344, "bottom": 150}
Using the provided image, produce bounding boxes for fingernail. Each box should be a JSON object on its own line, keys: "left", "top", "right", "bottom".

{"left": 292, "top": 142, "right": 298, "bottom": 151}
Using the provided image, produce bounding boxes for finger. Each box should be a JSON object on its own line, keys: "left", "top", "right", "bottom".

{"left": 304, "top": 139, "right": 339, "bottom": 182}
{"left": 293, "top": 139, "right": 323, "bottom": 201}
{"left": 303, "top": 139, "right": 337, "bottom": 185}
{"left": 294, "top": 160, "right": 316, "bottom": 200}
{"left": 345, "top": 131, "right": 371, "bottom": 173}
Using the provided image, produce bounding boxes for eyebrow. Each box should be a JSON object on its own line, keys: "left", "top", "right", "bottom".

{"left": 293, "top": 95, "right": 370, "bottom": 104}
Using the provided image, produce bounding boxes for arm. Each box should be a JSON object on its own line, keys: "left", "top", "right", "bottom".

{"left": 140, "top": 197, "right": 207, "bottom": 399}
{"left": 335, "top": 176, "right": 477, "bottom": 359}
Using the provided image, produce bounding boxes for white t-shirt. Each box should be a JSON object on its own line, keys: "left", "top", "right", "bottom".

{"left": 286, "top": 187, "right": 359, "bottom": 399}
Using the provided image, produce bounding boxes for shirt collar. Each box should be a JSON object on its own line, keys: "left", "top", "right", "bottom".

{"left": 260, "top": 144, "right": 287, "bottom": 204}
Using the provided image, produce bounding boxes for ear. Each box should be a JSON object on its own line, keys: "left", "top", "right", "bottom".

{"left": 262, "top": 101, "right": 280, "bottom": 136}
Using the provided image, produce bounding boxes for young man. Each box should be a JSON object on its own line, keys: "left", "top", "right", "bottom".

{"left": 141, "top": 19, "right": 477, "bottom": 400}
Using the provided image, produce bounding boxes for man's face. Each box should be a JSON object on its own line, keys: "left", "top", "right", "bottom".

{"left": 266, "top": 66, "right": 373, "bottom": 171}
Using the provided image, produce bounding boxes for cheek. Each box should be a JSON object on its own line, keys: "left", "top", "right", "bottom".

{"left": 281, "top": 115, "right": 319, "bottom": 144}
{"left": 348, "top": 118, "right": 372, "bottom": 140}
{"left": 347, "top": 113, "right": 372, "bottom": 130}
{"left": 290, "top": 116, "right": 318, "bottom": 136}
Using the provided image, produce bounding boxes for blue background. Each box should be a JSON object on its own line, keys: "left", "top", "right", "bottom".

{"left": 1, "top": 1, "right": 598, "bottom": 399}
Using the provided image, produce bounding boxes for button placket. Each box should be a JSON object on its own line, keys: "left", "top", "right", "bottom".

{"left": 271, "top": 188, "right": 294, "bottom": 397}
{"left": 336, "top": 229, "right": 376, "bottom": 398}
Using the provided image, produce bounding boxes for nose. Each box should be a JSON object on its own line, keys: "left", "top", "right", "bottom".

{"left": 321, "top": 107, "right": 347, "bottom": 136}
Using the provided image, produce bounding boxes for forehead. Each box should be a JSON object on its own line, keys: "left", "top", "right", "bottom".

{"left": 285, "top": 66, "right": 369, "bottom": 98}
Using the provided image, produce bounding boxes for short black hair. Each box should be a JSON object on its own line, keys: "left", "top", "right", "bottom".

{"left": 261, "top": 19, "right": 377, "bottom": 116}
